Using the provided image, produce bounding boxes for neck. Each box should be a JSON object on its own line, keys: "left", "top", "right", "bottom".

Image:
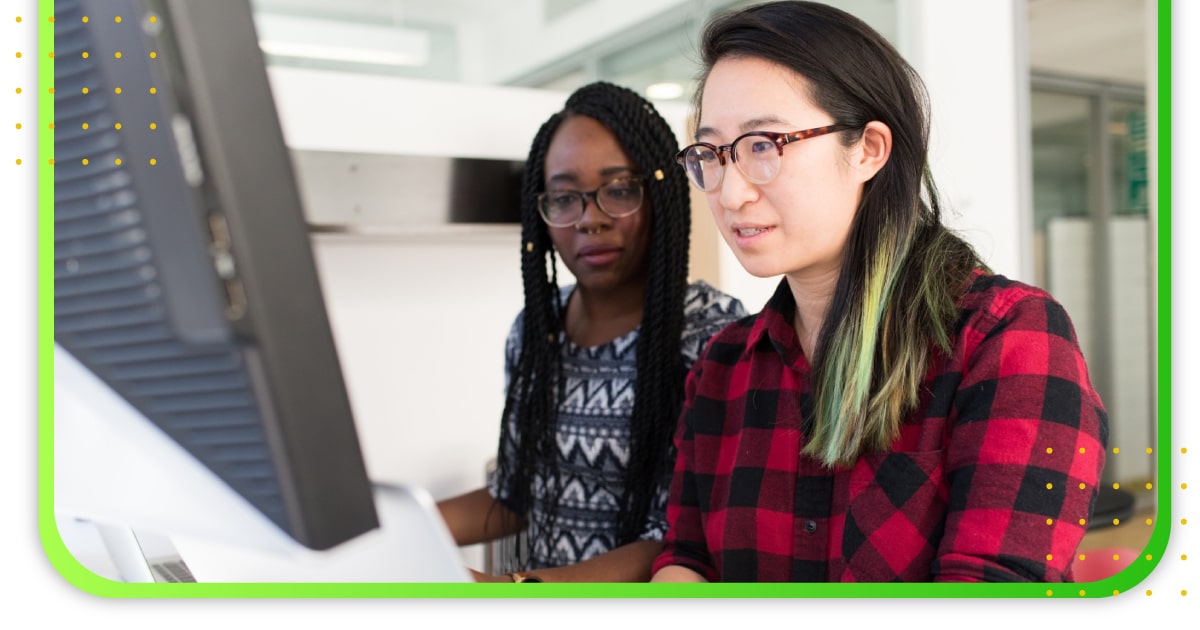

{"left": 566, "top": 278, "right": 646, "bottom": 347}
{"left": 785, "top": 267, "right": 840, "bottom": 359}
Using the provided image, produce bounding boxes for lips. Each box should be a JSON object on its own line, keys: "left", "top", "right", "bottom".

{"left": 577, "top": 244, "right": 622, "bottom": 266}
{"left": 730, "top": 223, "right": 775, "bottom": 244}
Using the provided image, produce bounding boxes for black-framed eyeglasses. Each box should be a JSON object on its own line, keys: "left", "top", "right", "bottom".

{"left": 536, "top": 176, "right": 645, "bottom": 228}
{"left": 675, "top": 124, "right": 853, "bottom": 192}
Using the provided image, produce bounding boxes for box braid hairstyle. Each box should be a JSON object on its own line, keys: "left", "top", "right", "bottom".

{"left": 496, "top": 81, "right": 692, "bottom": 562}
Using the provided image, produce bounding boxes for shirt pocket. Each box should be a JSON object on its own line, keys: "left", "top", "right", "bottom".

{"left": 841, "top": 450, "right": 947, "bottom": 581}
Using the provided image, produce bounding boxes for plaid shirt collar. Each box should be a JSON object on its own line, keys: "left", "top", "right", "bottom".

{"left": 746, "top": 278, "right": 809, "bottom": 371}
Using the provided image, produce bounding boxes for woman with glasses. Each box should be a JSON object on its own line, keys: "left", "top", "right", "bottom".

{"left": 651, "top": 1, "right": 1107, "bottom": 583}
{"left": 437, "top": 81, "right": 745, "bottom": 582}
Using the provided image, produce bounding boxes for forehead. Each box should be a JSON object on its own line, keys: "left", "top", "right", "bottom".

{"left": 543, "top": 115, "right": 635, "bottom": 182}
{"left": 698, "top": 56, "right": 821, "bottom": 138}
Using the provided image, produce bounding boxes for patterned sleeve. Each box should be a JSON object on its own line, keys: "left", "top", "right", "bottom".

{"left": 486, "top": 311, "right": 525, "bottom": 511}
{"left": 679, "top": 281, "right": 748, "bottom": 370}
{"left": 639, "top": 282, "right": 747, "bottom": 543}
{"left": 934, "top": 291, "right": 1108, "bottom": 582}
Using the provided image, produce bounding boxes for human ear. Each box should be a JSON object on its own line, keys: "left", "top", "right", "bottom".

{"left": 852, "top": 120, "right": 892, "bottom": 182}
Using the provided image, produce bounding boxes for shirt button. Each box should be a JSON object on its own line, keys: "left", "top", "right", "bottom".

{"left": 804, "top": 519, "right": 818, "bottom": 534}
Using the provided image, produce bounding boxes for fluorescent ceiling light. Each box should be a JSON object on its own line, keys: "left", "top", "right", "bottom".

{"left": 646, "top": 82, "right": 683, "bottom": 100}
{"left": 254, "top": 13, "right": 430, "bottom": 67}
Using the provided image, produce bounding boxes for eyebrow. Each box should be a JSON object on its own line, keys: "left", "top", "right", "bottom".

{"left": 546, "top": 165, "right": 635, "bottom": 187}
{"left": 695, "top": 116, "right": 790, "bottom": 142}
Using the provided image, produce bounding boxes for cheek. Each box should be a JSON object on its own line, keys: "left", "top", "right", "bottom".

{"left": 547, "top": 227, "right": 574, "bottom": 256}
{"left": 628, "top": 214, "right": 652, "bottom": 257}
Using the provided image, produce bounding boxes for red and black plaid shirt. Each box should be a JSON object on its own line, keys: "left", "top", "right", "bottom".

{"left": 653, "top": 272, "right": 1108, "bottom": 582}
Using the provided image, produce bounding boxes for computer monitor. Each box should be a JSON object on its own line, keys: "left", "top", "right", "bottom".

{"left": 51, "top": 0, "right": 467, "bottom": 582}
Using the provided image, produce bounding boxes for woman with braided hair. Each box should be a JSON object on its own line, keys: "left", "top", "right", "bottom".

{"left": 437, "top": 82, "right": 745, "bottom": 583}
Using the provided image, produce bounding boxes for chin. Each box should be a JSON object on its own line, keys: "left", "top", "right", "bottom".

{"left": 731, "top": 253, "right": 786, "bottom": 279}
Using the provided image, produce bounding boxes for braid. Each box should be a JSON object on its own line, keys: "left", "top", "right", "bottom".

{"left": 498, "top": 83, "right": 692, "bottom": 566}
{"left": 495, "top": 112, "right": 566, "bottom": 561}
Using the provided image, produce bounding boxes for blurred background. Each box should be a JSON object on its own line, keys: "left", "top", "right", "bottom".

{"left": 238, "top": 0, "right": 1156, "bottom": 569}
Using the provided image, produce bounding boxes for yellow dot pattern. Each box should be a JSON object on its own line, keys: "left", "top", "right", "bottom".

{"left": 37, "top": 13, "right": 178, "bottom": 186}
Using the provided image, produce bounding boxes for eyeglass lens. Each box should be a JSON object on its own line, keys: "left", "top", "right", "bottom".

{"left": 680, "top": 134, "right": 782, "bottom": 192}
{"left": 539, "top": 178, "right": 643, "bottom": 227}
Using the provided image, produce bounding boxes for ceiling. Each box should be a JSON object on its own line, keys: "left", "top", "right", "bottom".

{"left": 247, "top": 0, "right": 1151, "bottom": 100}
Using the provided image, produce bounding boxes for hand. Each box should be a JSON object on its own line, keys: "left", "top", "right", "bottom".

{"left": 469, "top": 568, "right": 513, "bottom": 583}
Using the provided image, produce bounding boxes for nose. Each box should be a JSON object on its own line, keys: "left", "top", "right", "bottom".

{"left": 716, "top": 156, "right": 758, "bottom": 212}
{"left": 574, "top": 192, "right": 612, "bottom": 233}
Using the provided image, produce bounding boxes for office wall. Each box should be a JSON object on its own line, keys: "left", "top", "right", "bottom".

{"left": 268, "top": 9, "right": 1035, "bottom": 564}
{"left": 268, "top": 10, "right": 1035, "bottom": 478}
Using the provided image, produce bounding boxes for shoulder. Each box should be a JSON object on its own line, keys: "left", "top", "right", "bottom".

{"left": 956, "top": 272, "right": 1078, "bottom": 344}
{"left": 682, "top": 280, "right": 747, "bottom": 327}
{"left": 679, "top": 280, "right": 749, "bottom": 363}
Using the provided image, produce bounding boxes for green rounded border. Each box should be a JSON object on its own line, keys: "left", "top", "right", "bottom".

{"left": 36, "top": 0, "right": 1173, "bottom": 599}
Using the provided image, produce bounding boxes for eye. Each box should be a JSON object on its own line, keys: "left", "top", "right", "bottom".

{"left": 605, "top": 182, "right": 638, "bottom": 198}
{"left": 747, "top": 139, "right": 775, "bottom": 155}
{"left": 547, "top": 192, "right": 578, "bottom": 207}
{"left": 687, "top": 146, "right": 719, "bottom": 164}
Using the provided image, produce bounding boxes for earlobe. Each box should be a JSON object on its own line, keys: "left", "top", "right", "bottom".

{"left": 856, "top": 120, "right": 892, "bottom": 181}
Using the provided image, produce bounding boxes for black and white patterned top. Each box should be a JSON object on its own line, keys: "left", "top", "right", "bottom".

{"left": 488, "top": 280, "right": 746, "bottom": 569}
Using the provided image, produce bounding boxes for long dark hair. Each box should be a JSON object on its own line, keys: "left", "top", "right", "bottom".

{"left": 495, "top": 82, "right": 692, "bottom": 562}
{"left": 696, "top": 1, "right": 983, "bottom": 467}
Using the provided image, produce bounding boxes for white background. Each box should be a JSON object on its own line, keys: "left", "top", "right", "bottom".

{"left": 3, "top": 0, "right": 1195, "bottom": 625}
